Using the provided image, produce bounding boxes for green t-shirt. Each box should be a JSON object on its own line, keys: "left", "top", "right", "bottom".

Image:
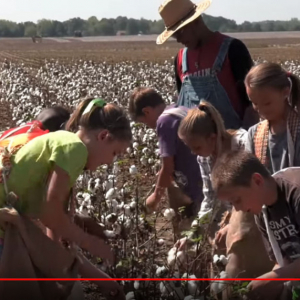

{"left": 0, "top": 131, "right": 88, "bottom": 216}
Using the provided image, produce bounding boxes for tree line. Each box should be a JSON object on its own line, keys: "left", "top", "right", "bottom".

{"left": 1, "top": 15, "right": 300, "bottom": 38}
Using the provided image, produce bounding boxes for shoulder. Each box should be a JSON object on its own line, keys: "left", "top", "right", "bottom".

{"left": 248, "top": 122, "right": 261, "bottom": 138}
{"left": 273, "top": 167, "right": 300, "bottom": 205}
{"left": 273, "top": 167, "right": 300, "bottom": 187}
{"left": 228, "top": 38, "right": 249, "bottom": 53}
{"left": 42, "top": 131, "right": 87, "bottom": 155}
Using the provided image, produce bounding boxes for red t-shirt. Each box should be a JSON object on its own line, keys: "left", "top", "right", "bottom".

{"left": 177, "top": 32, "right": 243, "bottom": 118}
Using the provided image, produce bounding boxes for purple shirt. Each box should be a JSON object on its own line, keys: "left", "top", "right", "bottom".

{"left": 156, "top": 106, "right": 203, "bottom": 204}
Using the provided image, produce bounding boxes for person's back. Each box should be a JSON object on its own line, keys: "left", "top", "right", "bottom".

{"left": 157, "top": 105, "right": 203, "bottom": 215}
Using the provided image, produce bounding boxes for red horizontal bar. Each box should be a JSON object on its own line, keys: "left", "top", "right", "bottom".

{"left": 0, "top": 278, "right": 299, "bottom": 281}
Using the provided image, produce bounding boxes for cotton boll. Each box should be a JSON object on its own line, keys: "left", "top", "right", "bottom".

{"left": 117, "top": 202, "right": 124, "bottom": 211}
{"left": 157, "top": 239, "right": 165, "bottom": 246}
{"left": 129, "top": 165, "right": 138, "bottom": 175}
{"left": 213, "top": 254, "right": 220, "bottom": 264}
{"left": 219, "top": 255, "right": 228, "bottom": 266}
{"left": 134, "top": 281, "right": 140, "bottom": 290}
{"left": 187, "top": 275, "right": 199, "bottom": 296}
{"left": 106, "top": 188, "right": 116, "bottom": 200}
{"left": 79, "top": 205, "right": 89, "bottom": 217}
{"left": 124, "top": 218, "right": 132, "bottom": 228}
{"left": 108, "top": 175, "right": 116, "bottom": 181}
{"left": 142, "top": 147, "right": 149, "bottom": 155}
{"left": 124, "top": 205, "right": 131, "bottom": 216}
{"left": 159, "top": 282, "right": 168, "bottom": 296}
{"left": 113, "top": 163, "right": 120, "bottom": 174}
{"left": 191, "top": 219, "right": 199, "bottom": 228}
{"left": 105, "top": 213, "right": 117, "bottom": 225}
{"left": 133, "top": 142, "right": 139, "bottom": 149}
{"left": 113, "top": 223, "right": 122, "bottom": 235}
{"left": 104, "top": 230, "right": 116, "bottom": 238}
{"left": 130, "top": 201, "right": 137, "bottom": 209}
{"left": 126, "top": 292, "right": 135, "bottom": 300}
{"left": 126, "top": 147, "right": 132, "bottom": 154}
{"left": 156, "top": 266, "right": 167, "bottom": 277}
{"left": 163, "top": 208, "right": 176, "bottom": 221}
{"left": 148, "top": 158, "right": 154, "bottom": 165}
{"left": 140, "top": 157, "right": 148, "bottom": 166}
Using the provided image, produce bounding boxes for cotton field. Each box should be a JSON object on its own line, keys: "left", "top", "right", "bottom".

{"left": 1, "top": 40, "right": 300, "bottom": 300}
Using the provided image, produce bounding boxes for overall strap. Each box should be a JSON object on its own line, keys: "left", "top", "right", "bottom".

{"left": 254, "top": 120, "right": 269, "bottom": 166}
{"left": 286, "top": 108, "right": 300, "bottom": 166}
{"left": 212, "top": 36, "right": 233, "bottom": 73}
{"left": 182, "top": 48, "right": 189, "bottom": 74}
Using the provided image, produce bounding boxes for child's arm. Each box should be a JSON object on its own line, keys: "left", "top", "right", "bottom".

{"left": 39, "top": 165, "right": 114, "bottom": 264}
{"left": 146, "top": 156, "right": 174, "bottom": 211}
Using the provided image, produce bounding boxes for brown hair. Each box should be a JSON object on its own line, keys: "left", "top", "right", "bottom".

{"left": 178, "top": 101, "right": 228, "bottom": 157}
{"left": 128, "top": 87, "right": 165, "bottom": 121}
{"left": 211, "top": 150, "right": 271, "bottom": 193}
{"left": 245, "top": 62, "right": 300, "bottom": 110}
{"left": 66, "top": 97, "right": 132, "bottom": 142}
{"left": 37, "top": 106, "right": 70, "bottom": 132}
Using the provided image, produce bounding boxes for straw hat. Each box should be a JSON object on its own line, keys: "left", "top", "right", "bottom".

{"left": 156, "top": 0, "right": 212, "bottom": 45}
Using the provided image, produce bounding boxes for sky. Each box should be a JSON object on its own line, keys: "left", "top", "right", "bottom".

{"left": 0, "top": 0, "right": 299, "bottom": 24}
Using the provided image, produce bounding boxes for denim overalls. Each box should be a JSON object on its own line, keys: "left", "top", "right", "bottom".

{"left": 177, "top": 37, "right": 242, "bottom": 130}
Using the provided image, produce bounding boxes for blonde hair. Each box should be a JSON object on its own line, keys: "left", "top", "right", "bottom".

{"left": 245, "top": 62, "right": 300, "bottom": 110}
{"left": 178, "top": 101, "right": 228, "bottom": 157}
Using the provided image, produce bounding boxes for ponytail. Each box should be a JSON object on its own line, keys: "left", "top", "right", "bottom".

{"left": 178, "top": 100, "right": 227, "bottom": 157}
{"left": 66, "top": 97, "right": 132, "bottom": 142}
{"left": 289, "top": 73, "right": 300, "bottom": 110}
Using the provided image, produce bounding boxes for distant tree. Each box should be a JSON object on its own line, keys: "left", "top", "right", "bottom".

{"left": 98, "top": 19, "right": 115, "bottom": 36}
{"left": 115, "top": 16, "right": 128, "bottom": 32}
{"left": 139, "top": 18, "right": 150, "bottom": 34}
{"left": 24, "top": 24, "right": 37, "bottom": 37}
{"left": 126, "top": 18, "right": 139, "bottom": 35}
{"left": 37, "top": 19, "right": 55, "bottom": 37}
{"left": 63, "top": 18, "right": 86, "bottom": 36}
{"left": 2, "top": 15, "right": 300, "bottom": 38}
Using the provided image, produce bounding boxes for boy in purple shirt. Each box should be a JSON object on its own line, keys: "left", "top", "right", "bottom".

{"left": 129, "top": 87, "right": 203, "bottom": 235}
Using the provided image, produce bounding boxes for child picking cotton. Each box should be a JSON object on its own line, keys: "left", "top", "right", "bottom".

{"left": 0, "top": 98, "right": 131, "bottom": 299}
{"left": 212, "top": 150, "right": 300, "bottom": 300}
{"left": 173, "top": 101, "right": 272, "bottom": 279}
{"left": 128, "top": 87, "right": 203, "bottom": 237}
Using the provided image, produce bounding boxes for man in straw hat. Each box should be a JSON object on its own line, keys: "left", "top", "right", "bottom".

{"left": 157, "top": 0, "right": 258, "bottom": 130}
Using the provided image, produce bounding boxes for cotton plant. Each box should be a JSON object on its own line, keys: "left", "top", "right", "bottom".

{"left": 1, "top": 57, "right": 280, "bottom": 300}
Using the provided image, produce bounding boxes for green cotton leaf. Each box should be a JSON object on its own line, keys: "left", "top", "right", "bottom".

{"left": 181, "top": 230, "right": 193, "bottom": 237}
{"left": 116, "top": 259, "right": 130, "bottom": 269}
{"left": 178, "top": 206, "right": 186, "bottom": 213}
{"left": 191, "top": 235, "right": 203, "bottom": 243}
{"left": 292, "top": 288, "right": 300, "bottom": 300}
{"left": 241, "top": 281, "right": 250, "bottom": 288}
{"left": 96, "top": 257, "right": 103, "bottom": 264}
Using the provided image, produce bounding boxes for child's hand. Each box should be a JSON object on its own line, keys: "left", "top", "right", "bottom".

{"left": 0, "top": 207, "right": 21, "bottom": 230}
{"left": 74, "top": 214, "right": 107, "bottom": 241}
{"left": 214, "top": 224, "right": 229, "bottom": 249}
{"left": 174, "top": 237, "right": 187, "bottom": 251}
{"left": 146, "top": 193, "right": 160, "bottom": 213}
{"left": 247, "top": 276, "right": 284, "bottom": 300}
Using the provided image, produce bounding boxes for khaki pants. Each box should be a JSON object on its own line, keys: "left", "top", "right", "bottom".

{"left": 167, "top": 182, "right": 201, "bottom": 239}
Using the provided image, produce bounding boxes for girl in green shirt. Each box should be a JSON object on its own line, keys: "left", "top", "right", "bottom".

{"left": 0, "top": 98, "right": 132, "bottom": 298}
